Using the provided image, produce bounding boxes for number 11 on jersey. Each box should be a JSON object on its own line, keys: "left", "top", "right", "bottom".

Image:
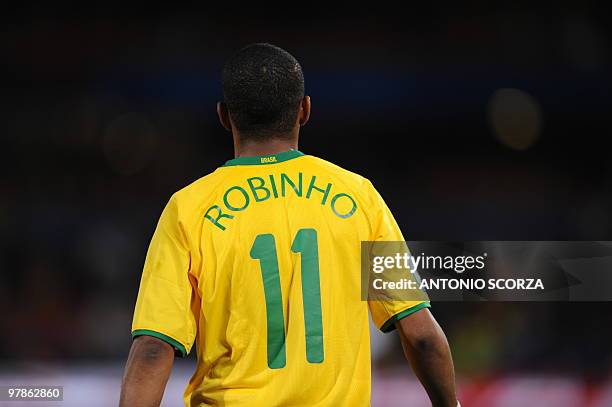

{"left": 250, "top": 228, "right": 324, "bottom": 369}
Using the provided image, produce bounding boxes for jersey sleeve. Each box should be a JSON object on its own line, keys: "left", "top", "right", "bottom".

{"left": 131, "top": 195, "right": 198, "bottom": 356}
{"left": 365, "top": 180, "right": 430, "bottom": 333}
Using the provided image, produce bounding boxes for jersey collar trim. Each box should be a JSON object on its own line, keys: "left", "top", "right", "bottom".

{"left": 222, "top": 149, "right": 305, "bottom": 167}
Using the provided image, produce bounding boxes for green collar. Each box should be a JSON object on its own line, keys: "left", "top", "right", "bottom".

{"left": 222, "top": 150, "right": 305, "bottom": 167}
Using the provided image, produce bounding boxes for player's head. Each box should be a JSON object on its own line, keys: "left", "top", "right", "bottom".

{"left": 218, "top": 43, "right": 310, "bottom": 141}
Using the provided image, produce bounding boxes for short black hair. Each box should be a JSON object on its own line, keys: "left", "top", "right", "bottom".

{"left": 222, "top": 43, "right": 305, "bottom": 139}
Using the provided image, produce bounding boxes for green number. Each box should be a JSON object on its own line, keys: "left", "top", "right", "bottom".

{"left": 250, "top": 234, "right": 287, "bottom": 369}
{"left": 291, "top": 229, "right": 324, "bottom": 363}
{"left": 250, "top": 229, "right": 324, "bottom": 369}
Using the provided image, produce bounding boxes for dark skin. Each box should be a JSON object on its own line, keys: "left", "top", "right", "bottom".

{"left": 119, "top": 335, "right": 175, "bottom": 407}
{"left": 216, "top": 96, "right": 311, "bottom": 157}
{"left": 397, "top": 309, "right": 458, "bottom": 407}
{"left": 120, "top": 95, "right": 458, "bottom": 406}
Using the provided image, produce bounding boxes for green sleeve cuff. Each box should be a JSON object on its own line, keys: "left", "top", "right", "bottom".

{"left": 380, "top": 302, "right": 431, "bottom": 333}
{"left": 132, "top": 329, "right": 189, "bottom": 357}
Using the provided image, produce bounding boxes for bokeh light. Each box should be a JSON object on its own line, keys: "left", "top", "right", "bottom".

{"left": 488, "top": 88, "right": 543, "bottom": 151}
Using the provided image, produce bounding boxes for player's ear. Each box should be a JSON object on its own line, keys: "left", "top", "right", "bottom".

{"left": 217, "top": 101, "right": 232, "bottom": 131}
{"left": 298, "top": 96, "right": 310, "bottom": 127}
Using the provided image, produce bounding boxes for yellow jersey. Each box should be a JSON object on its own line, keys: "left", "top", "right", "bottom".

{"left": 131, "top": 149, "right": 429, "bottom": 406}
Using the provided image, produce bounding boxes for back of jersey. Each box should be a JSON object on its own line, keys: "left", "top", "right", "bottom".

{"left": 131, "top": 150, "right": 429, "bottom": 407}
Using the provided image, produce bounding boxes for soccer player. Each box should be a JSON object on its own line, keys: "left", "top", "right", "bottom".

{"left": 120, "top": 43, "right": 458, "bottom": 407}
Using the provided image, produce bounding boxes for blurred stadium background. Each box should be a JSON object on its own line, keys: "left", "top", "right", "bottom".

{"left": 1, "top": 2, "right": 612, "bottom": 406}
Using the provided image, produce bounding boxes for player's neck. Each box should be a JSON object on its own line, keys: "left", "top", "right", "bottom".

{"left": 234, "top": 136, "right": 299, "bottom": 158}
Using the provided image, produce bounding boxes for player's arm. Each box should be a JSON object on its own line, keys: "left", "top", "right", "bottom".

{"left": 364, "top": 180, "right": 458, "bottom": 406}
{"left": 396, "top": 308, "right": 457, "bottom": 407}
{"left": 121, "top": 195, "right": 197, "bottom": 406}
{"left": 119, "top": 335, "right": 175, "bottom": 407}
